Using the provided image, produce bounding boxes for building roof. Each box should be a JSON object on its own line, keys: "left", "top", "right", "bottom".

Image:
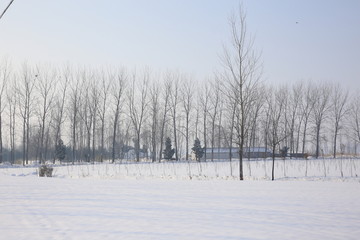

{"left": 204, "top": 147, "right": 271, "bottom": 153}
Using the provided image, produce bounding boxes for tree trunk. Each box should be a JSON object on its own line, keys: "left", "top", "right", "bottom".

{"left": 302, "top": 120, "right": 308, "bottom": 154}
{"left": 316, "top": 123, "right": 321, "bottom": 159}
{"left": 135, "top": 130, "right": 141, "bottom": 162}
{"left": 203, "top": 111, "right": 207, "bottom": 161}
{"left": 22, "top": 116, "right": 26, "bottom": 166}
{"left": 72, "top": 112, "right": 77, "bottom": 165}
{"left": 92, "top": 112, "right": 96, "bottom": 162}
{"left": 333, "top": 125, "right": 338, "bottom": 158}
{"left": 26, "top": 110, "right": 30, "bottom": 165}
{"left": 271, "top": 146, "right": 276, "bottom": 181}
{"left": 112, "top": 110, "right": 119, "bottom": 163}
{"left": 173, "top": 110, "right": 178, "bottom": 161}
{"left": 185, "top": 110, "right": 190, "bottom": 161}
{"left": 101, "top": 121, "right": 105, "bottom": 162}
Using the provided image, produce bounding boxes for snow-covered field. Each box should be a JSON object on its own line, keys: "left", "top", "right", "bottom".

{"left": 1, "top": 159, "right": 360, "bottom": 240}
{"left": 2, "top": 157, "right": 359, "bottom": 180}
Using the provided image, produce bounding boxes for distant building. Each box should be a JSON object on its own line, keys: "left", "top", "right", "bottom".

{"left": 196, "top": 147, "right": 272, "bottom": 161}
{"left": 123, "top": 149, "right": 148, "bottom": 161}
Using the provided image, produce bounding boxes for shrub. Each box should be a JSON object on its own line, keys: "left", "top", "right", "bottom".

{"left": 39, "top": 165, "right": 53, "bottom": 177}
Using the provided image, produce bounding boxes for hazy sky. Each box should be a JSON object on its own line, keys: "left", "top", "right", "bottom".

{"left": 0, "top": 0, "right": 359, "bottom": 90}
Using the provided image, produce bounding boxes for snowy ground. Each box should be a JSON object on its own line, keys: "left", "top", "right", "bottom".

{"left": 2, "top": 157, "right": 359, "bottom": 180}
{"left": 1, "top": 159, "right": 360, "bottom": 239}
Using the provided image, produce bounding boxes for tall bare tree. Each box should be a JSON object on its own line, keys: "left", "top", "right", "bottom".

{"left": 222, "top": 87, "right": 237, "bottom": 164}
{"left": 246, "top": 85, "right": 265, "bottom": 176}
{"left": 16, "top": 63, "right": 37, "bottom": 165}
{"left": 78, "top": 71, "right": 93, "bottom": 162}
{"left": 52, "top": 66, "right": 70, "bottom": 163}
{"left": 221, "top": 5, "right": 262, "bottom": 180}
{"left": 0, "top": 59, "right": 10, "bottom": 163}
{"left": 194, "top": 98, "right": 201, "bottom": 141}
{"left": 149, "top": 79, "right": 160, "bottom": 162}
{"left": 199, "top": 82, "right": 210, "bottom": 161}
{"left": 7, "top": 83, "right": 16, "bottom": 164}
{"left": 98, "top": 69, "right": 111, "bottom": 162}
{"left": 69, "top": 71, "right": 82, "bottom": 164}
{"left": 287, "top": 83, "right": 303, "bottom": 155}
{"left": 37, "top": 66, "right": 57, "bottom": 164}
{"left": 300, "top": 82, "right": 315, "bottom": 155}
{"left": 267, "top": 87, "right": 287, "bottom": 181}
{"left": 331, "top": 84, "right": 349, "bottom": 158}
{"left": 312, "top": 83, "right": 332, "bottom": 158}
{"left": 209, "top": 79, "right": 221, "bottom": 161}
{"left": 111, "top": 69, "right": 126, "bottom": 163}
{"left": 90, "top": 77, "right": 100, "bottom": 162}
{"left": 169, "top": 73, "right": 181, "bottom": 161}
{"left": 128, "top": 69, "right": 149, "bottom": 162}
{"left": 158, "top": 76, "right": 172, "bottom": 161}
{"left": 349, "top": 94, "right": 360, "bottom": 149}
{"left": 181, "top": 77, "right": 194, "bottom": 160}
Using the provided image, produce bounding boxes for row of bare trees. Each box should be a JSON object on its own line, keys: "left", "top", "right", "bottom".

{"left": 0, "top": 60, "right": 359, "bottom": 166}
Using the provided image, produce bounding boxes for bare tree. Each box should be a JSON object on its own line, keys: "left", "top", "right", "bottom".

{"left": 349, "top": 94, "right": 360, "bottom": 149}
{"left": 149, "top": 79, "right": 160, "bottom": 162}
{"left": 16, "top": 63, "right": 37, "bottom": 165}
{"left": 7, "top": 84, "right": 16, "bottom": 164}
{"left": 90, "top": 77, "right": 100, "bottom": 162}
{"left": 221, "top": 4, "right": 262, "bottom": 180}
{"left": 287, "top": 83, "right": 303, "bottom": 155}
{"left": 260, "top": 89, "right": 272, "bottom": 177}
{"left": 219, "top": 90, "right": 237, "bottom": 176}
{"left": 290, "top": 82, "right": 305, "bottom": 154}
{"left": 78, "top": 71, "right": 93, "bottom": 162}
{"left": 181, "top": 77, "right": 194, "bottom": 160}
{"left": 36, "top": 66, "right": 57, "bottom": 164}
{"left": 194, "top": 98, "right": 201, "bottom": 140}
{"left": 69, "top": 71, "right": 82, "bottom": 164}
{"left": 312, "top": 83, "right": 332, "bottom": 158}
{"left": 331, "top": 84, "right": 349, "bottom": 158}
{"left": 52, "top": 66, "right": 70, "bottom": 163}
{"left": 169, "top": 72, "right": 181, "bottom": 161}
{"left": 0, "top": 59, "right": 10, "bottom": 163}
{"left": 300, "top": 82, "right": 315, "bottom": 155}
{"left": 111, "top": 69, "right": 126, "bottom": 163}
{"left": 267, "top": 87, "right": 287, "bottom": 181}
{"left": 98, "top": 69, "right": 111, "bottom": 162}
{"left": 199, "top": 82, "right": 210, "bottom": 161}
{"left": 128, "top": 69, "right": 148, "bottom": 162}
{"left": 158, "top": 77, "right": 172, "bottom": 162}
{"left": 208, "top": 79, "right": 221, "bottom": 161}
{"left": 247, "top": 85, "right": 265, "bottom": 155}
{"left": 223, "top": 88, "right": 237, "bottom": 164}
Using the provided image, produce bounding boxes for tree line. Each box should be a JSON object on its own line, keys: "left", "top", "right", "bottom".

{"left": 0, "top": 61, "right": 359, "bottom": 164}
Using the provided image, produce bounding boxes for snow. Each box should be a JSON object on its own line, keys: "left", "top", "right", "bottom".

{"left": 1, "top": 160, "right": 360, "bottom": 239}
{"left": 1, "top": 158, "right": 359, "bottom": 180}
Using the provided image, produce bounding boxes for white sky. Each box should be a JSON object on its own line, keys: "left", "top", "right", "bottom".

{"left": 0, "top": 0, "right": 359, "bottom": 90}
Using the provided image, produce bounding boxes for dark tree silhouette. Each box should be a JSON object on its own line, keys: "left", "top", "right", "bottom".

{"left": 55, "top": 139, "right": 66, "bottom": 162}
{"left": 163, "top": 137, "right": 175, "bottom": 160}
{"left": 191, "top": 138, "right": 204, "bottom": 162}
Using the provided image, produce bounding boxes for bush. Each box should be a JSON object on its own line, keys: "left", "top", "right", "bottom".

{"left": 163, "top": 137, "right": 175, "bottom": 160}
{"left": 192, "top": 138, "right": 204, "bottom": 162}
{"left": 39, "top": 165, "right": 53, "bottom": 177}
{"left": 55, "top": 139, "right": 66, "bottom": 162}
